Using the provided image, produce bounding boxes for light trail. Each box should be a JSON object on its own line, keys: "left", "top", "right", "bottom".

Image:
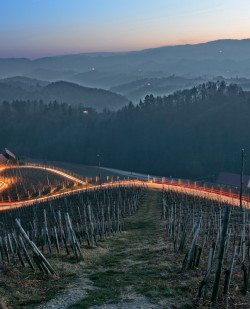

{"left": 0, "top": 181, "right": 8, "bottom": 192}
{"left": 1, "top": 164, "right": 86, "bottom": 185}
{"left": 101, "top": 167, "right": 249, "bottom": 207}
{"left": 0, "top": 164, "right": 248, "bottom": 211}
{"left": 0, "top": 166, "right": 9, "bottom": 193}
{"left": 0, "top": 178, "right": 249, "bottom": 211}
{"left": 148, "top": 181, "right": 249, "bottom": 208}
{"left": 0, "top": 181, "right": 135, "bottom": 211}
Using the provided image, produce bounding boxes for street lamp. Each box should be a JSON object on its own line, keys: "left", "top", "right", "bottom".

{"left": 97, "top": 154, "right": 101, "bottom": 185}
{"left": 240, "top": 149, "right": 244, "bottom": 210}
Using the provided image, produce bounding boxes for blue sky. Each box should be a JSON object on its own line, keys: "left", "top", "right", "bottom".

{"left": 1, "top": 0, "right": 250, "bottom": 58}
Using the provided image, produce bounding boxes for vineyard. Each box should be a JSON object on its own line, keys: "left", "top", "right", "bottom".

{"left": 162, "top": 189, "right": 250, "bottom": 307}
{"left": 0, "top": 164, "right": 127, "bottom": 204}
{"left": 0, "top": 183, "right": 145, "bottom": 265}
{"left": 0, "top": 167, "right": 77, "bottom": 202}
{"left": 0, "top": 164, "right": 250, "bottom": 308}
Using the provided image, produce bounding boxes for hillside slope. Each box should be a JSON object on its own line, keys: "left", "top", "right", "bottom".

{"left": 110, "top": 76, "right": 206, "bottom": 101}
{"left": 1, "top": 76, "right": 49, "bottom": 91}
{"left": 1, "top": 81, "right": 248, "bottom": 180}
{"left": 0, "top": 79, "right": 129, "bottom": 110}
{"left": 111, "top": 75, "right": 250, "bottom": 101}
{"left": 35, "top": 81, "right": 129, "bottom": 110}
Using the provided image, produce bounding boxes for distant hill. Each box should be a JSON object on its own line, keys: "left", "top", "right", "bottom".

{"left": 0, "top": 79, "right": 129, "bottom": 110}
{"left": 25, "top": 68, "right": 78, "bottom": 82}
{"left": 2, "top": 39, "right": 250, "bottom": 83}
{"left": 110, "top": 76, "right": 206, "bottom": 101}
{"left": 1, "top": 76, "right": 49, "bottom": 92}
{"left": 35, "top": 81, "right": 129, "bottom": 109}
{"left": 111, "top": 75, "right": 250, "bottom": 101}
{"left": 69, "top": 70, "right": 140, "bottom": 89}
{"left": 0, "top": 82, "right": 29, "bottom": 101}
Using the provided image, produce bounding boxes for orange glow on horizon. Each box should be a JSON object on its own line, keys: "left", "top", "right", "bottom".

{"left": 35, "top": 34, "right": 250, "bottom": 58}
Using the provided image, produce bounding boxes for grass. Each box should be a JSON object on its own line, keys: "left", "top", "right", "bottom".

{"left": 0, "top": 255, "right": 84, "bottom": 308}
{"left": 0, "top": 267, "right": 69, "bottom": 307}
{"left": 70, "top": 191, "right": 197, "bottom": 308}
{"left": 0, "top": 246, "right": 107, "bottom": 308}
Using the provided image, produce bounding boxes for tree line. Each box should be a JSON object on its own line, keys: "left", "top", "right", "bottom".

{"left": 1, "top": 81, "right": 249, "bottom": 180}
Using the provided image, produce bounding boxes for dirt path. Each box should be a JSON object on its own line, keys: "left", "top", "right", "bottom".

{"left": 38, "top": 191, "right": 195, "bottom": 309}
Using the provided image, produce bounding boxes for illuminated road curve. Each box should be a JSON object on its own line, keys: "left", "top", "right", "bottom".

{"left": 149, "top": 181, "right": 248, "bottom": 208}
{"left": 0, "top": 166, "right": 9, "bottom": 193}
{"left": 0, "top": 181, "right": 8, "bottom": 193}
{"left": 0, "top": 164, "right": 86, "bottom": 185}
{"left": 101, "top": 166, "right": 249, "bottom": 207}
{"left": 0, "top": 178, "right": 248, "bottom": 211}
{"left": 0, "top": 164, "right": 248, "bottom": 211}
{"left": 0, "top": 180, "right": 136, "bottom": 211}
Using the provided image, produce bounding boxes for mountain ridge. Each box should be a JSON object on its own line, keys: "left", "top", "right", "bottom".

{"left": 2, "top": 38, "right": 250, "bottom": 61}
{"left": 2, "top": 39, "right": 250, "bottom": 87}
{"left": 0, "top": 79, "right": 129, "bottom": 110}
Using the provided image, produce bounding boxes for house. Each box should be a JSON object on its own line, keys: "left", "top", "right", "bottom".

{"left": 217, "top": 171, "right": 250, "bottom": 189}
{"left": 0, "top": 148, "right": 17, "bottom": 165}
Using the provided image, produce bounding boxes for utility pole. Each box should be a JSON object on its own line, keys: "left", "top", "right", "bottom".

{"left": 240, "top": 149, "right": 244, "bottom": 210}
{"left": 97, "top": 154, "right": 101, "bottom": 185}
{"left": 239, "top": 149, "right": 246, "bottom": 262}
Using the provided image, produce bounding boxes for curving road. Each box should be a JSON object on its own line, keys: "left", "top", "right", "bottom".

{"left": 0, "top": 180, "right": 8, "bottom": 193}
{"left": 0, "top": 180, "right": 137, "bottom": 211}
{"left": 0, "top": 164, "right": 86, "bottom": 185}
{"left": 0, "top": 166, "right": 9, "bottom": 194}
{"left": 0, "top": 164, "right": 248, "bottom": 211}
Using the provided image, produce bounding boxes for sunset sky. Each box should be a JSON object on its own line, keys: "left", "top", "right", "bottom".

{"left": 1, "top": 0, "right": 250, "bottom": 58}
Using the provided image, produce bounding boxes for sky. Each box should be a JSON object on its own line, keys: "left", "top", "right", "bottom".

{"left": 1, "top": 0, "right": 250, "bottom": 58}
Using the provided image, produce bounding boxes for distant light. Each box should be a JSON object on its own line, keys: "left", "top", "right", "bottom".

{"left": 92, "top": 67, "right": 95, "bottom": 71}
{"left": 219, "top": 50, "right": 223, "bottom": 53}
{"left": 83, "top": 110, "right": 89, "bottom": 114}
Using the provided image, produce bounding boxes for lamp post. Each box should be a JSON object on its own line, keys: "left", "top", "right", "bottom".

{"left": 239, "top": 149, "right": 246, "bottom": 262}
{"left": 97, "top": 154, "right": 101, "bottom": 185}
{"left": 240, "top": 149, "right": 244, "bottom": 210}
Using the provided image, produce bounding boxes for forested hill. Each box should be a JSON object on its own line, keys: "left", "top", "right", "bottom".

{"left": 0, "top": 81, "right": 249, "bottom": 180}
{"left": 0, "top": 79, "right": 129, "bottom": 111}
{"left": 110, "top": 76, "right": 250, "bottom": 101}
